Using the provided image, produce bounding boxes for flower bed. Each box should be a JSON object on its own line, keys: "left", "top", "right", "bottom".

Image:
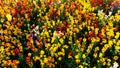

{"left": 0, "top": 0, "right": 120, "bottom": 68}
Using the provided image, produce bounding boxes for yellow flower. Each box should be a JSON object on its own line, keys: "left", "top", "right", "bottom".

{"left": 107, "top": 62, "right": 111, "bottom": 66}
{"left": 83, "top": 38, "right": 86, "bottom": 42}
{"left": 40, "top": 50, "right": 45, "bottom": 55}
{"left": 79, "top": 65, "right": 84, "bottom": 68}
{"left": 6, "top": 14, "right": 12, "bottom": 21}
{"left": 0, "top": 46, "right": 4, "bottom": 53}
{"left": 102, "top": 47, "right": 107, "bottom": 53}
{"left": 75, "top": 54, "right": 79, "bottom": 59}
{"left": 103, "top": 62, "right": 106, "bottom": 66}
{"left": 107, "top": 59, "right": 111, "bottom": 62}
{"left": 28, "top": 53, "right": 32, "bottom": 57}
{"left": 93, "top": 53, "right": 97, "bottom": 58}
{"left": 93, "top": 66, "right": 96, "bottom": 68}
{"left": 62, "top": 45, "right": 69, "bottom": 49}
{"left": 51, "top": 37, "right": 55, "bottom": 43}
{"left": 76, "top": 59, "right": 80, "bottom": 63}
{"left": 117, "top": 40, "right": 120, "bottom": 45}
{"left": 82, "top": 54, "right": 86, "bottom": 59}
{"left": 100, "top": 58, "right": 105, "bottom": 62}
{"left": 58, "top": 57, "right": 62, "bottom": 61}
{"left": 99, "top": 53, "right": 103, "bottom": 57}
{"left": 59, "top": 38, "right": 64, "bottom": 44}
{"left": 43, "top": 58, "right": 48, "bottom": 63}
{"left": 95, "top": 46, "right": 99, "bottom": 52}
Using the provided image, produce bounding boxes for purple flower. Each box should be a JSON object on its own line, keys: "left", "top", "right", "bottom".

{"left": 111, "top": 1, "right": 120, "bottom": 10}
{"left": 29, "top": 33, "right": 34, "bottom": 38}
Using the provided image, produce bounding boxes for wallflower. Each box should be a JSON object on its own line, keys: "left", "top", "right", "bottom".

{"left": 82, "top": 54, "right": 86, "bottom": 59}
{"left": 75, "top": 54, "right": 80, "bottom": 59}
{"left": 0, "top": 46, "right": 4, "bottom": 53}
{"left": 110, "top": 62, "right": 119, "bottom": 68}
{"left": 58, "top": 57, "right": 62, "bottom": 61}
{"left": 40, "top": 50, "right": 45, "bottom": 55}
{"left": 6, "top": 14, "right": 12, "bottom": 21}
{"left": 76, "top": 59, "right": 80, "bottom": 63}
{"left": 28, "top": 52, "right": 32, "bottom": 57}
{"left": 114, "top": 56, "right": 119, "bottom": 60}
{"left": 93, "top": 53, "right": 97, "bottom": 58}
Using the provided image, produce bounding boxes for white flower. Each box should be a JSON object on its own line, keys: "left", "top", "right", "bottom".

{"left": 108, "top": 11, "right": 112, "bottom": 17}
{"left": 113, "top": 62, "right": 119, "bottom": 68}
{"left": 33, "top": 25, "right": 40, "bottom": 36}
{"left": 110, "top": 62, "right": 119, "bottom": 68}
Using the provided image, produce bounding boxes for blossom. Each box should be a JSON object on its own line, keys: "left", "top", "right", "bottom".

{"left": 112, "top": 62, "right": 119, "bottom": 68}
{"left": 14, "top": 48, "right": 20, "bottom": 54}
{"left": 6, "top": 14, "right": 12, "bottom": 21}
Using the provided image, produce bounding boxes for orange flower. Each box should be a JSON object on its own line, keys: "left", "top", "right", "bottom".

{"left": 31, "top": 47, "right": 37, "bottom": 52}
{"left": 27, "top": 42, "right": 32, "bottom": 48}
{"left": 114, "top": 56, "right": 119, "bottom": 60}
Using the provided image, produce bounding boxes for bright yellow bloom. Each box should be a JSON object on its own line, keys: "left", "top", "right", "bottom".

{"left": 58, "top": 57, "right": 62, "bottom": 61}
{"left": 100, "top": 58, "right": 105, "bottom": 62}
{"left": 59, "top": 38, "right": 64, "bottom": 44}
{"left": 6, "top": 14, "right": 12, "bottom": 21}
{"left": 0, "top": 46, "right": 4, "bottom": 53}
{"left": 75, "top": 54, "right": 79, "bottom": 59}
{"left": 99, "top": 53, "right": 103, "bottom": 57}
{"left": 44, "top": 58, "right": 48, "bottom": 63}
{"left": 28, "top": 53, "right": 32, "bottom": 57}
{"left": 76, "top": 59, "right": 80, "bottom": 63}
{"left": 40, "top": 50, "right": 45, "bottom": 55}
{"left": 82, "top": 54, "right": 86, "bottom": 59}
{"left": 93, "top": 53, "right": 97, "bottom": 58}
{"left": 79, "top": 65, "right": 84, "bottom": 68}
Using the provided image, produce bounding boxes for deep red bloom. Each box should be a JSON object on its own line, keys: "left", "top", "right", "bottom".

{"left": 99, "top": 0, "right": 104, "bottom": 5}
{"left": 68, "top": 51, "right": 73, "bottom": 56}
{"left": 14, "top": 48, "right": 20, "bottom": 54}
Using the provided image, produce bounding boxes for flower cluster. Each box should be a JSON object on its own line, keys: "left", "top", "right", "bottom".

{"left": 0, "top": 0, "right": 120, "bottom": 68}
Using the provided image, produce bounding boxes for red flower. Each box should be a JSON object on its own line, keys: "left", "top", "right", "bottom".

{"left": 78, "top": 37, "right": 83, "bottom": 42}
{"left": 81, "top": 45, "right": 86, "bottom": 51}
{"left": 98, "top": 33, "right": 103, "bottom": 39}
{"left": 16, "top": 2, "right": 21, "bottom": 6}
{"left": 92, "top": 0, "right": 98, "bottom": 7}
{"left": 68, "top": 51, "right": 73, "bottom": 56}
{"left": 99, "top": 0, "right": 104, "bottom": 5}
{"left": 26, "top": 56, "right": 30, "bottom": 62}
{"left": 14, "top": 48, "right": 20, "bottom": 54}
